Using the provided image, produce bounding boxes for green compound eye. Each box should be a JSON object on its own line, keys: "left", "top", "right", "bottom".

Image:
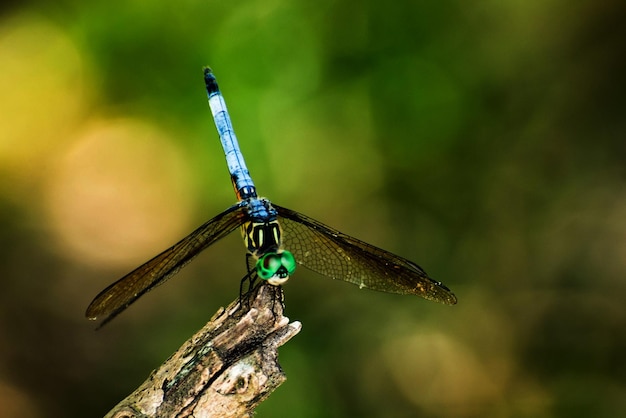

{"left": 256, "top": 251, "right": 297, "bottom": 280}
{"left": 257, "top": 253, "right": 282, "bottom": 279}
{"left": 280, "top": 251, "right": 296, "bottom": 275}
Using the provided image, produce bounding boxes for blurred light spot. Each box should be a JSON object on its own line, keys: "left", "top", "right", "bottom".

{"left": 374, "top": 56, "right": 464, "bottom": 166}
{"left": 0, "top": 13, "right": 86, "bottom": 191}
{"left": 45, "top": 119, "right": 194, "bottom": 268}
{"left": 0, "top": 380, "right": 41, "bottom": 418}
{"left": 383, "top": 332, "right": 504, "bottom": 415}
{"left": 259, "top": 84, "right": 382, "bottom": 199}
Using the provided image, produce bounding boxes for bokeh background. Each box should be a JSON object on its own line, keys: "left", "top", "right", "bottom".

{"left": 1, "top": 0, "right": 625, "bottom": 417}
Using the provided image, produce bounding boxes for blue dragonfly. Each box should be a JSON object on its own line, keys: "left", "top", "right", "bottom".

{"left": 86, "top": 68, "right": 457, "bottom": 327}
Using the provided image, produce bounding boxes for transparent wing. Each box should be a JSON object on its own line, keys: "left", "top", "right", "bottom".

{"left": 86, "top": 203, "right": 248, "bottom": 326}
{"left": 274, "top": 204, "right": 457, "bottom": 305}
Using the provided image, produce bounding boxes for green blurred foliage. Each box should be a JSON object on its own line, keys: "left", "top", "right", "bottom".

{"left": 0, "top": 0, "right": 625, "bottom": 417}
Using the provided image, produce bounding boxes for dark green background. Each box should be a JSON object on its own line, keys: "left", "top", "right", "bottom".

{"left": 1, "top": 1, "right": 625, "bottom": 417}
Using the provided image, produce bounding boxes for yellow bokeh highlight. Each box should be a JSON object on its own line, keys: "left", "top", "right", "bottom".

{"left": 44, "top": 119, "right": 194, "bottom": 268}
{"left": 0, "top": 14, "right": 198, "bottom": 271}
{"left": 0, "top": 380, "right": 41, "bottom": 418}
{"left": 383, "top": 332, "right": 506, "bottom": 415}
{"left": 0, "top": 13, "right": 86, "bottom": 191}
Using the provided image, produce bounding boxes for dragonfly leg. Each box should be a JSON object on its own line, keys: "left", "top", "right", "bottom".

{"left": 234, "top": 254, "right": 284, "bottom": 321}
{"left": 267, "top": 284, "right": 285, "bottom": 322}
{"left": 235, "top": 254, "right": 259, "bottom": 313}
{"left": 244, "top": 254, "right": 260, "bottom": 290}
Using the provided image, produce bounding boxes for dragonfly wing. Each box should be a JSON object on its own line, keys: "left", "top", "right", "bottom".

{"left": 86, "top": 203, "right": 248, "bottom": 326}
{"left": 274, "top": 204, "right": 457, "bottom": 305}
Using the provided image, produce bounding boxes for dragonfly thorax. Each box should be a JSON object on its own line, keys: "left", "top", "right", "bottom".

{"left": 242, "top": 220, "right": 282, "bottom": 257}
{"left": 242, "top": 220, "right": 296, "bottom": 285}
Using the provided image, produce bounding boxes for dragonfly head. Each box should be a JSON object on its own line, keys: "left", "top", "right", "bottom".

{"left": 256, "top": 251, "right": 296, "bottom": 285}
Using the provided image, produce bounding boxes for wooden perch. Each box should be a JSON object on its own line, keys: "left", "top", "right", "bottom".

{"left": 104, "top": 284, "right": 301, "bottom": 418}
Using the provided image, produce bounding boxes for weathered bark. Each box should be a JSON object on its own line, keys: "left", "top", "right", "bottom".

{"left": 104, "top": 284, "right": 301, "bottom": 418}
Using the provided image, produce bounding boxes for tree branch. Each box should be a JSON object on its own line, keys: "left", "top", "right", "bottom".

{"left": 103, "top": 284, "right": 301, "bottom": 418}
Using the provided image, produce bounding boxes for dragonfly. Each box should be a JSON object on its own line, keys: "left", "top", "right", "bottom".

{"left": 86, "top": 67, "right": 457, "bottom": 327}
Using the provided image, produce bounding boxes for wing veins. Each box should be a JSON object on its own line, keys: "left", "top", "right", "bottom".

{"left": 85, "top": 203, "right": 247, "bottom": 326}
{"left": 274, "top": 204, "right": 456, "bottom": 304}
